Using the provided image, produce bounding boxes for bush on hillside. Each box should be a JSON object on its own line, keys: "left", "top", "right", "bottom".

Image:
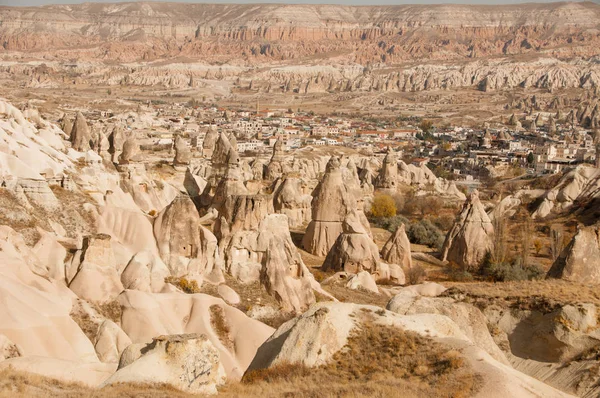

{"left": 370, "top": 194, "right": 397, "bottom": 218}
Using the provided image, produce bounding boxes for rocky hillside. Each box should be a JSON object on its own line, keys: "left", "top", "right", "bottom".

{"left": 0, "top": 2, "right": 599, "bottom": 63}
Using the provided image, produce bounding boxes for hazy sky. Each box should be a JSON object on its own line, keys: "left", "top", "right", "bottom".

{"left": 0, "top": 0, "right": 594, "bottom": 7}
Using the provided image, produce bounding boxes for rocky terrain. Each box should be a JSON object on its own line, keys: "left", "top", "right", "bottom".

{"left": 0, "top": 2, "right": 599, "bottom": 119}
{"left": 2, "top": 1, "right": 600, "bottom": 397}
{"left": 0, "top": 92, "right": 598, "bottom": 397}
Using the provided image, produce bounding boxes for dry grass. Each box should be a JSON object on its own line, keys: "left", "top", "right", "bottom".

{"left": 0, "top": 324, "right": 481, "bottom": 398}
{"left": 222, "top": 323, "right": 481, "bottom": 398}
{"left": 93, "top": 300, "right": 122, "bottom": 324}
{"left": 320, "top": 282, "right": 389, "bottom": 308}
{"left": 164, "top": 276, "right": 201, "bottom": 294}
{"left": 0, "top": 367, "right": 194, "bottom": 398}
{"left": 209, "top": 305, "right": 234, "bottom": 350}
{"left": 443, "top": 279, "right": 600, "bottom": 309}
{"left": 69, "top": 309, "right": 98, "bottom": 343}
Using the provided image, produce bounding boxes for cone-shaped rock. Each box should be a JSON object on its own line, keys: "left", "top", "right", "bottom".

{"left": 442, "top": 190, "right": 494, "bottom": 271}
{"left": 70, "top": 111, "right": 91, "bottom": 151}
{"left": 321, "top": 211, "right": 380, "bottom": 273}
{"left": 375, "top": 147, "right": 398, "bottom": 189}
{"left": 302, "top": 156, "right": 357, "bottom": 256}
{"left": 547, "top": 223, "right": 600, "bottom": 284}
{"left": 153, "top": 194, "right": 220, "bottom": 278}
{"left": 381, "top": 223, "right": 412, "bottom": 269}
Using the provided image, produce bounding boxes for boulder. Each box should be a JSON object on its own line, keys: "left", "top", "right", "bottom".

{"left": 103, "top": 334, "right": 226, "bottom": 394}
{"left": 346, "top": 271, "right": 379, "bottom": 294}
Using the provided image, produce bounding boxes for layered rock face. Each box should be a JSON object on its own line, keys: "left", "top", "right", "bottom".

{"left": 442, "top": 191, "right": 494, "bottom": 271}
{"left": 1, "top": 2, "right": 598, "bottom": 64}
{"left": 302, "top": 157, "right": 357, "bottom": 256}
{"left": 547, "top": 223, "right": 600, "bottom": 285}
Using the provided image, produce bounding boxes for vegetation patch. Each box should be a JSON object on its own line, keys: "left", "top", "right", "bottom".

{"left": 228, "top": 323, "right": 481, "bottom": 398}
{"left": 164, "top": 276, "right": 201, "bottom": 294}
{"left": 209, "top": 305, "right": 234, "bottom": 350}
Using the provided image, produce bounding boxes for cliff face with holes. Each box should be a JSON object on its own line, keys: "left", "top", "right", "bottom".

{"left": 1, "top": 2, "right": 599, "bottom": 63}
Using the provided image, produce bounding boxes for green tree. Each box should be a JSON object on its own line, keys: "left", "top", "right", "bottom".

{"left": 527, "top": 152, "right": 535, "bottom": 164}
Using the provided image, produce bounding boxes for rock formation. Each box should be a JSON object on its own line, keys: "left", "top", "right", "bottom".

{"left": 247, "top": 301, "right": 571, "bottom": 397}
{"left": 265, "top": 137, "right": 285, "bottom": 180}
{"left": 322, "top": 211, "right": 381, "bottom": 274}
{"left": 202, "top": 127, "right": 219, "bottom": 158}
{"left": 302, "top": 156, "right": 357, "bottom": 256}
{"left": 70, "top": 112, "right": 91, "bottom": 152}
{"left": 68, "top": 234, "right": 123, "bottom": 303}
{"left": 153, "top": 194, "right": 220, "bottom": 279}
{"left": 547, "top": 223, "right": 600, "bottom": 285}
{"left": 380, "top": 223, "right": 412, "bottom": 269}
{"left": 173, "top": 134, "right": 192, "bottom": 169}
{"left": 272, "top": 176, "right": 312, "bottom": 228}
{"left": 442, "top": 190, "right": 494, "bottom": 271}
{"left": 108, "top": 125, "right": 126, "bottom": 163}
{"left": 103, "top": 334, "right": 226, "bottom": 394}
{"left": 118, "top": 137, "right": 139, "bottom": 165}
{"left": 375, "top": 147, "right": 398, "bottom": 189}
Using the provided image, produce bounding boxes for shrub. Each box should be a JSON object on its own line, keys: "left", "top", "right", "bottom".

{"left": 371, "top": 215, "right": 409, "bottom": 233}
{"left": 480, "top": 255, "right": 544, "bottom": 282}
{"left": 432, "top": 214, "right": 455, "bottom": 232}
{"left": 407, "top": 220, "right": 445, "bottom": 250}
{"left": 165, "top": 276, "right": 200, "bottom": 293}
{"left": 406, "top": 264, "right": 426, "bottom": 285}
{"left": 370, "top": 194, "right": 397, "bottom": 218}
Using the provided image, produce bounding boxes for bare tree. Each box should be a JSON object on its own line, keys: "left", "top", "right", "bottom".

{"left": 522, "top": 217, "right": 531, "bottom": 267}
{"left": 492, "top": 216, "right": 507, "bottom": 264}
{"left": 550, "top": 225, "right": 564, "bottom": 261}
